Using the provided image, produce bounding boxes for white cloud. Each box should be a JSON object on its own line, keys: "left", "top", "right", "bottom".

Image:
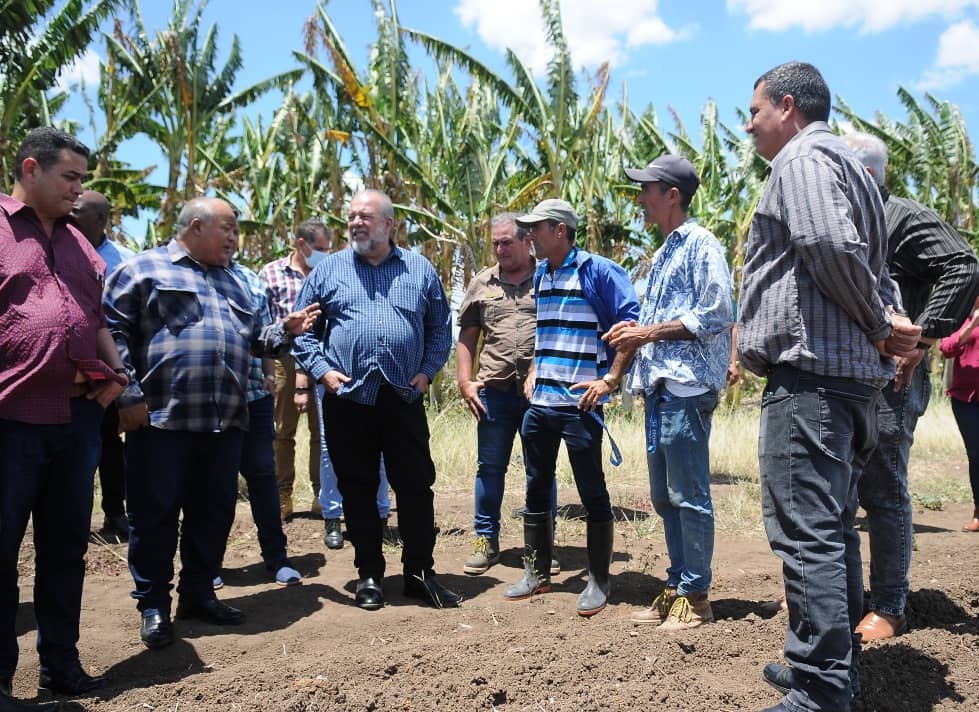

{"left": 453, "top": 0, "right": 687, "bottom": 75}
{"left": 916, "top": 19, "right": 979, "bottom": 88}
{"left": 55, "top": 49, "right": 102, "bottom": 92}
{"left": 727, "top": 0, "right": 979, "bottom": 34}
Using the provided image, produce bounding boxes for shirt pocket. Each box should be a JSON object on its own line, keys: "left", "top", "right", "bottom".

{"left": 225, "top": 294, "right": 257, "bottom": 340}
{"left": 156, "top": 287, "right": 203, "bottom": 335}
{"left": 389, "top": 281, "right": 425, "bottom": 316}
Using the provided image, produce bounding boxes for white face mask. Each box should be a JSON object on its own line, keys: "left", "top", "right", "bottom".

{"left": 305, "top": 246, "right": 327, "bottom": 268}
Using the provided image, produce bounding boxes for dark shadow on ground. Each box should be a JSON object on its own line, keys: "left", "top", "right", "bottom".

{"left": 218, "top": 551, "right": 326, "bottom": 587}
{"left": 90, "top": 637, "right": 206, "bottom": 702}
{"left": 555, "top": 503, "right": 650, "bottom": 522}
{"left": 905, "top": 588, "right": 979, "bottom": 635}
{"left": 856, "top": 643, "right": 965, "bottom": 711}
{"left": 854, "top": 514, "right": 951, "bottom": 535}
{"left": 14, "top": 601, "right": 36, "bottom": 637}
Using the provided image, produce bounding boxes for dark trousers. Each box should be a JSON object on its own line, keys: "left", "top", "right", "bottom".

{"left": 951, "top": 397, "right": 979, "bottom": 505}
{"left": 98, "top": 402, "right": 127, "bottom": 518}
{"left": 521, "top": 405, "right": 613, "bottom": 523}
{"left": 239, "top": 395, "right": 288, "bottom": 569}
{"left": 125, "top": 426, "right": 243, "bottom": 614}
{"left": 760, "top": 366, "right": 879, "bottom": 711}
{"left": 322, "top": 388, "right": 437, "bottom": 580}
{"left": 0, "top": 398, "right": 103, "bottom": 677}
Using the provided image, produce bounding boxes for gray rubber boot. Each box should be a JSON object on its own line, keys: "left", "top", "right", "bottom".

{"left": 577, "top": 519, "right": 613, "bottom": 616}
{"left": 503, "top": 511, "right": 552, "bottom": 600}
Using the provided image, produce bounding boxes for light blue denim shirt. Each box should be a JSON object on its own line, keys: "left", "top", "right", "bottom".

{"left": 632, "top": 220, "right": 734, "bottom": 395}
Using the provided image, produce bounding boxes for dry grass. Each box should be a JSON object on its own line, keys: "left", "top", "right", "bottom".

{"left": 109, "top": 384, "right": 969, "bottom": 542}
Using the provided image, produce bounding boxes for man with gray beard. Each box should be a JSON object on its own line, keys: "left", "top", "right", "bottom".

{"left": 292, "top": 189, "right": 460, "bottom": 610}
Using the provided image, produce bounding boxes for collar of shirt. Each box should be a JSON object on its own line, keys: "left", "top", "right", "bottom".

{"left": 771, "top": 120, "right": 832, "bottom": 168}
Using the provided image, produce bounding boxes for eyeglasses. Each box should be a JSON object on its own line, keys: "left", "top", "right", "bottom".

{"left": 526, "top": 221, "right": 558, "bottom": 234}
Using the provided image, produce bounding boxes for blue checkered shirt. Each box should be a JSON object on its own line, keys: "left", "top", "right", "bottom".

{"left": 104, "top": 240, "right": 290, "bottom": 431}
{"left": 291, "top": 245, "right": 452, "bottom": 405}
{"left": 231, "top": 262, "right": 275, "bottom": 403}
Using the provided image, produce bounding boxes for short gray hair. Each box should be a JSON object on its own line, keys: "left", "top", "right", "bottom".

{"left": 176, "top": 197, "right": 217, "bottom": 232}
{"left": 491, "top": 212, "right": 527, "bottom": 241}
{"left": 841, "top": 131, "right": 888, "bottom": 187}
{"left": 355, "top": 189, "right": 394, "bottom": 220}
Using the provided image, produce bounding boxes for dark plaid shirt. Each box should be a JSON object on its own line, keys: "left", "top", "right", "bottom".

{"left": 104, "top": 240, "right": 289, "bottom": 432}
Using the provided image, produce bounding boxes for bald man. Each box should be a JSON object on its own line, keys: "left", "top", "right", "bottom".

{"left": 104, "top": 198, "right": 320, "bottom": 649}
{"left": 71, "top": 191, "right": 135, "bottom": 541}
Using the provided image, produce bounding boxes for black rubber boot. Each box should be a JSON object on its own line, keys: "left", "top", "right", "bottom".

{"left": 503, "top": 511, "right": 552, "bottom": 600}
{"left": 577, "top": 519, "right": 613, "bottom": 616}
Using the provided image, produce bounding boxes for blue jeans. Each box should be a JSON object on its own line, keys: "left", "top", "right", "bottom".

{"left": 315, "top": 384, "right": 390, "bottom": 519}
{"left": 858, "top": 363, "right": 930, "bottom": 617}
{"left": 0, "top": 398, "right": 103, "bottom": 677}
{"left": 522, "top": 405, "right": 612, "bottom": 523}
{"left": 239, "top": 395, "right": 289, "bottom": 569}
{"left": 760, "top": 366, "right": 879, "bottom": 712}
{"left": 646, "top": 388, "right": 717, "bottom": 596}
{"left": 126, "top": 427, "right": 243, "bottom": 613}
{"left": 950, "top": 397, "right": 979, "bottom": 506}
{"left": 474, "top": 385, "right": 557, "bottom": 537}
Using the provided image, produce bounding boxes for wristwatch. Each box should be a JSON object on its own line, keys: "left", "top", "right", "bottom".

{"left": 601, "top": 373, "right": 619, "bottom": 390}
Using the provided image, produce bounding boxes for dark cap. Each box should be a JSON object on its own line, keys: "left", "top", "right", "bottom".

{"left": 624, "top": 154, "right": 700, "bottom": 196}
{"left": 515, "top": 198, "right": 579, "bottom": 230}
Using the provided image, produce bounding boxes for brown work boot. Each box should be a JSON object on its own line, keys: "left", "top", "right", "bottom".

{"left": 463, "top": 536, "right": 500, "bottom": 575}
{"left": 658, "top": 591, "right": 714, "bottom": 631}
{"left": 630, "top": 586, "right": 677, "bottom": 624}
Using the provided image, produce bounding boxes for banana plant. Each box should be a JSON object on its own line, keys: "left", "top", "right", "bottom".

{"left": 0, "top": 0, "right": 125, "bottom": 183}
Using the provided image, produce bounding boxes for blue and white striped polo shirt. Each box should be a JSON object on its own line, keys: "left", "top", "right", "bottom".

{"left": 532, "top": 248, "right": 608, "bottom": 407}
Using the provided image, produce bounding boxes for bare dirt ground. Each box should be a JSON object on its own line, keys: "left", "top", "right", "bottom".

{"left": 10, "top": 477, "right": 979, "bottom": 711}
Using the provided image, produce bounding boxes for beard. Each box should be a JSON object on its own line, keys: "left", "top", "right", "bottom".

{"left": 351, "top": 233, "right": 385, "bottom": 255}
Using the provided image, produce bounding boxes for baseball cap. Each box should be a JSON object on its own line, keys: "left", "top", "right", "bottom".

{"left": 515, "top": 198, "right": 579, "bottom": 230}
{"left": 624, "top": 154, "right": 700, "bottom": 196}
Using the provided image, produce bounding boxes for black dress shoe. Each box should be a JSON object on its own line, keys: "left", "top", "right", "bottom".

{"left": 762, "top": 662, "right": 793, "bottom": 696}
{"left": 37, "top": 661, "right": 104, "bottom": 696}
{"left": 403, "top": 572, "right": 461, "bottom": 609}
{"left": 355, "top": 577, "right": 384, "bottom": 610}
{"left": 140, "top": 612, "right": 174, "bottom": 649}
{"left": 175, "top": 598, "right": 245, "bottom": 625}
{"left": 102, "top": 514, "right": 130, "bottom": 543}
{"left": 323, "top": 518, "right": 344, "bottom": 550}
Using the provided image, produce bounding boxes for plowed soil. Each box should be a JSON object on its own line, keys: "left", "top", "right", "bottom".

{"left": 10, "top": 481, "right": 979, "bottom": 711}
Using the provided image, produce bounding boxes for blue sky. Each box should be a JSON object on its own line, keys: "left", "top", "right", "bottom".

{"left": 56, "top": 0, "right": 979, "bottom": 197}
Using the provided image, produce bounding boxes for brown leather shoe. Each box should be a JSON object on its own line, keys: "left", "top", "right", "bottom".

{"left": 963, "top": 508, "right": 979, "bottom": 532}
{"left": 855, "top": 611, "right": 907, "bottom": 642}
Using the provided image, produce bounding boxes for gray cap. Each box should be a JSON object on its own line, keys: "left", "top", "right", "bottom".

{"left": 624, "top": 154, "right": 700, "bottom": 196}
{"left": 515, "top": 198, "right": 579, "bottom": 230}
